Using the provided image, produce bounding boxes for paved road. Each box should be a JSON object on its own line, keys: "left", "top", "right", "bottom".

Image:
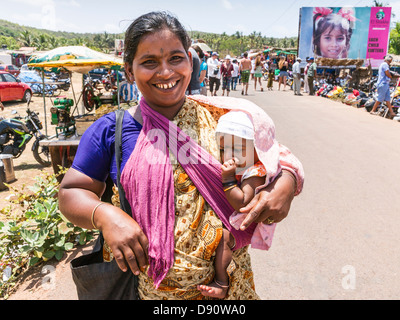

{"left": 9, "top": 82, "right": 400, "bottom": 300}
{"left": 246, "top": 85, "right": 400, "bottom": 299}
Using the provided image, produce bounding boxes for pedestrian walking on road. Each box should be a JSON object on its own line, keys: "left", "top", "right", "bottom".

{"left": 240, "top": 52, "right": 251, "bottom": 95}
{"left": 207, "top": 52, "right": 221, "bottom": 96}
{"left": 307, "top": 57, "right": 317, "bottom": 95}
{"left": 221, "top": 55, "right": 234, "bottom": 96}
{"left": 231, "top": 59, "right": 239, "bottom": 91}
{"left": 370, "top": 55, "right": 397, "bottom": 118}
{"left": 303, "top": 57, "right": 310, "bottom": 94}
{"left": 278, "top": 56, "right": 289, "bottom": 91}
{"left": 292, "top": 57, "right": 302, "bottom": 96}
{"left": 254, "top": 55, "right": 264, "bottom": 92}
{"left": 267, "top": 69, "right": 274, "bottom": 90}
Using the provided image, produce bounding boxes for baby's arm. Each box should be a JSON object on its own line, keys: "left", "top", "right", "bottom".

{"left": 222, "top": 159, "right": 265, "bottom": 212}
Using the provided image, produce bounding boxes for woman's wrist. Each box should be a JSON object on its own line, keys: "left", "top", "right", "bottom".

{"left": 279, "top": 170, "right": 297, "bottom": 198}
{"left": 92, "top": 202, "right": 116, "bottom": 232}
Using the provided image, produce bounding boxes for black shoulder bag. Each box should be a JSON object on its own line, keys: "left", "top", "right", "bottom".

{"left": 70, "top": 109, "right": 139, "bottom": 300}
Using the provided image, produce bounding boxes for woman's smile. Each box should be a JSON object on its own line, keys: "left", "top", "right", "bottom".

{"left": 125, "top": 28, "right": 192, "bottom": 119}
{"left": 154, "top": 80, "right": 178, "bottom": 91}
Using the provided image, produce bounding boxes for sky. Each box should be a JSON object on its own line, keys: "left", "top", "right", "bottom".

{"left": 1, "top": 0, "right": 400, "bottom": 38}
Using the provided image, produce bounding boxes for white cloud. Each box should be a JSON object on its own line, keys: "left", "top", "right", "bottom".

{"left": 389, "top": 1, "right": 400, "bottom": 20}
{"left": 103, "top": 23, "right": 123, "bottom": 34}
{"left": 221, "top": 0, "right": 233, "bottom": 10}
{"left": 11, "top": 0, "right": 54, "bottom": 7}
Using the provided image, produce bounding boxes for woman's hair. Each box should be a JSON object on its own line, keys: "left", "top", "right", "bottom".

{"left": 124, "top": 11, "right": 191, "bottom": 64}
{"left": 313, "top": 8, "right": 354, "bottom": 57}
{"left": 278, "top": 56, "right": 286, "bottom": 69}
{"left": 255, "top": 55, "right": 262, "bottom": 66}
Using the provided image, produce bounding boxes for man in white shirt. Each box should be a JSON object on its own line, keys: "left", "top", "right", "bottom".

{"left": 292, "top": 57, "right": 302, "bottom": 96}
{"left": 231, "top": 59, "right": 240, "bottom": 91}
{"left": 207, "top": 52, "right": 221, "bottom": 96}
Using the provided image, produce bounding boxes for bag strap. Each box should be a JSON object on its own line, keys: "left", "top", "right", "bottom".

{"left": 114, "top": 109, "right": 132, "bottom": 216}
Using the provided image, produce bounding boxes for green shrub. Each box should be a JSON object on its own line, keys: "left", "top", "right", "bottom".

{"left": 0, "top": 169, "right": 96, "bottom": 299}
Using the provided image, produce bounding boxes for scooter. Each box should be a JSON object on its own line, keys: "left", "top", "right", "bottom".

{"left": 0, "top": 98, "right": 51, "bottom": 166}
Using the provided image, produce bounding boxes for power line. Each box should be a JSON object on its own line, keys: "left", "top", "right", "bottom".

{"left": 263, "top": 0, "right": 298, "bottom": 32}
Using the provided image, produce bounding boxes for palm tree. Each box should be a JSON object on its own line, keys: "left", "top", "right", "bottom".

{"left": 19, "top": 30, "right": 34, "bottom": 47}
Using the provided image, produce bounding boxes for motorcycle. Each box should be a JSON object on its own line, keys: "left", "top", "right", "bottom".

{"left": 0, "top": 98, "right": 51, "bottom": 166}
{"left": 50, "top": 73, "right": 71, "bottom": 91}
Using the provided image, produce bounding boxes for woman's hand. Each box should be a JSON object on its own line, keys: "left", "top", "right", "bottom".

{"left": 238, "top": 171, "right": 296, "bottom": 230}
{"left": 58, "top": 168, "right": 149, "bottom": 276}
{"left": 95, "top": 205, "right": 149, "bottom": 275}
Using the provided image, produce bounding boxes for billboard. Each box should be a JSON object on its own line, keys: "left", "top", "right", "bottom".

{"left": 298, "top": 7, "right": 392, "bottom": 67}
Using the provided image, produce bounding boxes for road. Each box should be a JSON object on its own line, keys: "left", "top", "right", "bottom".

{"left": 8, "top": 81, "right": 400, "bottom": 300}
{"left": 248, "top": 85, "right": 400, "bottom": 299}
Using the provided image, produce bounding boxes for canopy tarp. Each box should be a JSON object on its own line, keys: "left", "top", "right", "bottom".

{"left": 28, "top": 45, "right": 123, "bottom": 73}
{"left": 275, "top": 50, "right": 297, "bottom": 56}
{"left": 28, "top": 58, "right": 122, "bottom": 73}
{"left": 193, "top": 42, "right": 212, "bottom": 53}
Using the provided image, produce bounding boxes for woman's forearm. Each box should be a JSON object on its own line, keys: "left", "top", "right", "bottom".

{"left": 58, "top": 187, "right": 104, "bottom": 230}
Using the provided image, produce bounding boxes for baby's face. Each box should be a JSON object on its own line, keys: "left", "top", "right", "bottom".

{"left": 218, "top": 134, "right": 257, "bottom": 168}
{"left": 319, "top": 27, "right": 347, "bottom": 59}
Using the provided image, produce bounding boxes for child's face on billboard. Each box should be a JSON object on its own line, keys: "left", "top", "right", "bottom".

{"left": 319, "top": 27, "right": 347, "bottom": 59}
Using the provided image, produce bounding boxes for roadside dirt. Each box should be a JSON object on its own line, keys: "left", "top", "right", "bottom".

{"left": 1, "top": 73, "right": 90, "bottom": 300}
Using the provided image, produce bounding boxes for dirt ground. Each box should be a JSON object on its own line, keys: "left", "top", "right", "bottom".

{"left": 1, "top": 73, "right": 91, "bottom": 299}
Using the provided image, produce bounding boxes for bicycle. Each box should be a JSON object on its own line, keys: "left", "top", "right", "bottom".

{"left": 31, "top": 83, "right": 61, "bottom": 97}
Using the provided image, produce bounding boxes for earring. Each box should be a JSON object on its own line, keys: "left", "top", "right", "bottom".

{"left": 127, "top": 73, "right": 134, "bottom": 83}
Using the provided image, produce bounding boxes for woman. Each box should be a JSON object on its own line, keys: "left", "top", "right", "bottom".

{"left": 278, "top": 56, "right": 289, "bottom": 91}
{"left": 254, "top": 55, "right": 263, "bottom": 92}
{"left": 220, "top": 55, "right": 234, "bottom": 96}
{"left": 59, "top": 11, "right": 304, "bottom": 300}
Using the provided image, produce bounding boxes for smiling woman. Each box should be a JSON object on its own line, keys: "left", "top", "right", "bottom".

{"left": 124, "top": 29, "right": 192, "bottom": 119}
{"left": 58, "top": 11, "right": 304, "bottom": 300}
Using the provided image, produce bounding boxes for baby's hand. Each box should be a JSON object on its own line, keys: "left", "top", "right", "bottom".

{"left": 221, "top": 158, "right": 239, "bottom": 182}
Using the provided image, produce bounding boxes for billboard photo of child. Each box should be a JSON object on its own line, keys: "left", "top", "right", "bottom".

{"left": 312, "top": 7, "right": 355, "bottom": 59}
{"left": 298, "top": 6, "right": 388, "bottom": 63}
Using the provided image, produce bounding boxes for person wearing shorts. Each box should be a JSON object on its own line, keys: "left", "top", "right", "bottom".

{"left": 370, "top": 55, "right": 396, "bottom": 118}
{"left": 240, "top": 52, "right": 251, "bottom": 95}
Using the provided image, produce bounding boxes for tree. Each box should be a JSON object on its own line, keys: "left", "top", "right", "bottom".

{"left": 19, "top": 30, "right": 34, "bottom": 47}
{"left": 389, "top": 22, "right": 400, "bottom": 55}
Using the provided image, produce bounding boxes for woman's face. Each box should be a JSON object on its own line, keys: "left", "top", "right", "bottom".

{"left": 125, "top": 28, "right": 192, "bottom": 114}
{"left": 319, "top": 27, "right": 347, "bottom": 59}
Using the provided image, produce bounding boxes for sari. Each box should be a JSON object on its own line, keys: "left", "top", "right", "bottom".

{"left": 112, "top": 97, "right": 303, "bottom": 300}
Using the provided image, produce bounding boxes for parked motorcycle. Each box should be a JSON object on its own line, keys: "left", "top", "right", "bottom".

{"left": 50, "top": 73, "right": 71, "bottom": 91}
{"left": 0, "top": 98, "right": 51, "bottom": 166}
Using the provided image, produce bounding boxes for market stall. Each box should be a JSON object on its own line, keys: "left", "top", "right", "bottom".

{"left": 27, "top": 48, "right": 124, "bottom": 179}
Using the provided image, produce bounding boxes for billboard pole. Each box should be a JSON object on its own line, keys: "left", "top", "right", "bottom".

{"left": 297, "top": 7, "right": 302, "bottom": 58}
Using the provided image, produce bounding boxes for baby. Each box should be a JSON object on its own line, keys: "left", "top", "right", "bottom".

{"left": 197, "top": 110, "right": 280, "bottom": 298}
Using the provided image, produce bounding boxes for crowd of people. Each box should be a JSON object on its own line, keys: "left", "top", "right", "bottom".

{"left": 187, "top": 46, "right": 301, "bottom": 97}
{"left": 185, "top": 46, "right": 353, "bottom": 98}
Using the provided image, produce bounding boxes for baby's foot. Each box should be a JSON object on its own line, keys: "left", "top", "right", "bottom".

{"left": 197, "top": 281, "right": 229, "bottom": 299}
